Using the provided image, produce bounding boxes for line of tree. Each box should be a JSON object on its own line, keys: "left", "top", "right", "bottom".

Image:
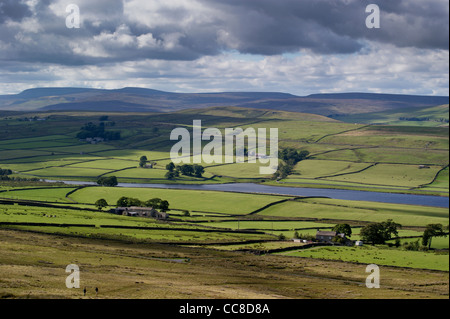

{"left": 0, "top": 168, "right": 41, "bottom": 181}
{"left": 0, "top": 168, "right": 13, "bottom": 176}
{"left": 359, "top": 219, "right": 401, "bottom": 245}
{"left": 422, "top": 223, "right": 448, "bottom": 249}
{"left": 76, "top": 122, "right": 121, "bottom": 140}
{"left": 273, "top": 148, "right": 310, "bottom": 180}
{"left": 165, "top": 162, "right": 204, "bottom": 179}
{"left": 97, "top": 176, "right": 118, "bottom": 187}
{"left": 116, "top": 196, "right": 170, "bottom": 212}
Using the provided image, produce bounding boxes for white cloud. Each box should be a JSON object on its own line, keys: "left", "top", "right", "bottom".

{"left": 2, "top": 44, "right": 447, "bottom": 96}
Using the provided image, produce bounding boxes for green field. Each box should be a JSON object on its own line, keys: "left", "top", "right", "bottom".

{"left": 68, "top": 186, "right": 291, "bottom": 215}
{"left": 0, "top": 107, "right": 448, "bottom": 299}
{"left": 334, "top": 104, "right": 449, "bottom": 127}
{"left": 0, "top": 108, "right": 447, "bottom": 194}
{"left": 279, "top": 245, "right": 449, "bottom": 271}
{"left": 255, "top": 198, "right": 449, "bottom": 226}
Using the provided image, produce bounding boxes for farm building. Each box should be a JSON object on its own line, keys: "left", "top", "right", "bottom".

{"left": 316, "top": 231, "right": 339, "bottom": 243}
{"left": 316, "top": 230, "right": 352, "bottom": 245}
{"left": 109, "top": 207, "right": 169, "bottom": 220}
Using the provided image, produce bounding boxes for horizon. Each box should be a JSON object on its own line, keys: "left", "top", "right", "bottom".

{"left": 3, "top": 86, "right": 449, "bottom": 98}
{"left": 0, "top": 1, "right": 448, "bottom": 96}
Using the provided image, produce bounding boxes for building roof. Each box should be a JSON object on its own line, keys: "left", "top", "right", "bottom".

{"left": 316, "top": 231, "right": 337, "bottom": 237}
{"left": 117, "top": 206, "right": 156, "bottom": 211}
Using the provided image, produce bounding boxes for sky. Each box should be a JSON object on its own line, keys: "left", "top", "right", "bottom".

{"left": 0, "top": 0, "right": 448, "bottom": 96}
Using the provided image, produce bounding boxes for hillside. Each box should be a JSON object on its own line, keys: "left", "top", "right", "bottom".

{"left": 0, "top": 87, "right": 447, "bottom": 118}
{"left": 330, "top": 104, "right": 450, "bottom": 127}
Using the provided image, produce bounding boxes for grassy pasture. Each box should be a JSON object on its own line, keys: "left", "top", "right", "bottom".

{"left": 256, "top": 198, "right": 449, "bottom": 226}
{"left": 313, "top": 147, "right": 448, "bottom": 166}
{"left": 65, "top": 158, "right": 137, "bottom": 170}
{"left": 68, "top": 186, "right": 291, "bottom": 215}
{"left": 279, "top": 245, "right": 449, "bottom": 271}
{"left": 323, "top": 164, "right": 442, "bottom": 188}
{"left": 421, "top": 167, "right": 449, "bottom": 192}
{"left": 6, "top": 225, "right": 271, "bottom": 244}
{"left": 292, "top": 160, "right": 372, "bottom": 178}
{"left": 0, "top": 187, "right": 76, "bottom": 203}
{"left": 0, "top": 149, "right": 54, "bottom": 161}
{"left": 203, "top": 220, "right": 335, "bottom": 231}
{"left": 334, "top": 104, "right": 449, "bottom": 127}
{"left": 38, "top": 143, "right": 116, "bottom": 154}
{"left": 320, "top": 127, "right": 448, "bottom": 149}
{"left": 23, "top": 166, "right": 112, "bottom": 178}
{"left": 244, "top": 120, "right": 363, "bottom": 143}
{"left": 103, "top": 168, "right": 171, "bottom": 179}
{"left": 0, "top": 135, "right": 74, "bottom": 146}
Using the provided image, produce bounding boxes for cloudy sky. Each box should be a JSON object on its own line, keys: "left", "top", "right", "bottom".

{"left": 0, "top": 0, "right": 448, "bottom": 96}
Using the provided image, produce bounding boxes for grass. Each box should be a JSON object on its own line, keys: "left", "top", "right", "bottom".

{"left": 292, "top": 160, "right": 371, "bottom": 179}
{"left": 421, "top": 167, "right": 449, "bottom": 192}
{"left": 256, "top": 198, "right": 449, "bottom": 226}
{"left": 68, "top": 186, "right": 291, "bottom": 215}
{"left": 279, "top": 245, "right": 449, "bottom": 271}
{"left": 0, "top": 107, "right": 449, "bottom": 287}
{"left": 0, "top": 203, "right": 273, "bottom": 244}
{"left": 0, "top": 187, "right": 77, "bottom": 203}
{"left": 335, "top": 104, "right": 449, "bottom": 127}
{"left": 0, "top": 108, "right": 447, "bottom": 194}
{"left": 1, "top": 228, "right": 447, "bottom": 299}
{"left": 203, "top": 220, "right": 335, "bottom": 231}
{"left": 323, "top": 164, "right": 442, "bottom": 188}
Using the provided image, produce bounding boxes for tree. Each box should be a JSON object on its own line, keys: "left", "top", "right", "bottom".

{"left": 97, "top": 176, "right": 118, "bottom": 187}
{"left": 165, "top": 171, "right": 176, "bottom": 180}
{"left": 422, "top": 224, "right": 448, "bottom": 249}
{"left": 193, "top": 165, "right": 205, "bottom": 178}
{"left": 116, "top": 196, "right": 141, "bottom": 207}
{"left": 166, "top": 162, "right": 176, "bottom": 172}
{"left": 139, "top": 156, "right": 148, "bottom": 168}
{"left": 279, "top": 148, "right": 310, "bottom": 165}
{"left": 360, "top": 219, "right": 401, "bottom": 245}
{"left": 116, "top": 196, "right": 129, "bottom": 207}
{"left": 382, "top": 219, "right": 400, "bottom": 237}
{"left": 145, "top": 198, "right": 162, "bottom": 208}
{"left": 360, "top": 223, "right": 386, "bottom": 245}
{"left": 179, "top": 164, "right": 194, "bottom": 176}
{"left": 77, "top": 122, "right": 121, "bottom": 140}
{"left": 95, "top": 199, "right": 108, "bottom": 210}
{"left": 159, "top": 200, "right": 170, "bottom": 212}
{"left": 272, "top": 163, "right": 293, "bottom": 180}
{"left": 332, "top": 224, "right": 352, "bottom": 237}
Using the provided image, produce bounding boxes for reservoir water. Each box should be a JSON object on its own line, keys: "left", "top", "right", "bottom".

{"left": 47, "top": 180, "right": 449, "bottom": 208}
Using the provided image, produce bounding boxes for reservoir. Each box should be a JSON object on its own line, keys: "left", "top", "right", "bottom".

{"left": 47, "top": 180, "right": 449, "bottom": 208}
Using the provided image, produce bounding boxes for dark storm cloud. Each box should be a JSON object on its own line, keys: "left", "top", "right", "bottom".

{"left": 204, "top": 0, "right": 449, "bottom": 54}
{"left": 0, "top": 0, "right": 32, "bottom": 23}
{"left": 0, "top": 0, "right": 448, "bottom": 66}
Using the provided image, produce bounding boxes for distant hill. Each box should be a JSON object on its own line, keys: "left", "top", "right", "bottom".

{"left": 0, "top": 87, "right": 448, "bottom": 118}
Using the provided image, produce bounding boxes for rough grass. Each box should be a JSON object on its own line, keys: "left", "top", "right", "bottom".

{"left": 0, "top": 229, "right": 448, "bottom": 299}
{"left": 279, "top": 245, "right": 449, "bottom": 271}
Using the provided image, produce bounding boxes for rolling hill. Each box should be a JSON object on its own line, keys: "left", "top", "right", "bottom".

{"left": 0, "top": 87, "right": 448, "bottom": 120}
